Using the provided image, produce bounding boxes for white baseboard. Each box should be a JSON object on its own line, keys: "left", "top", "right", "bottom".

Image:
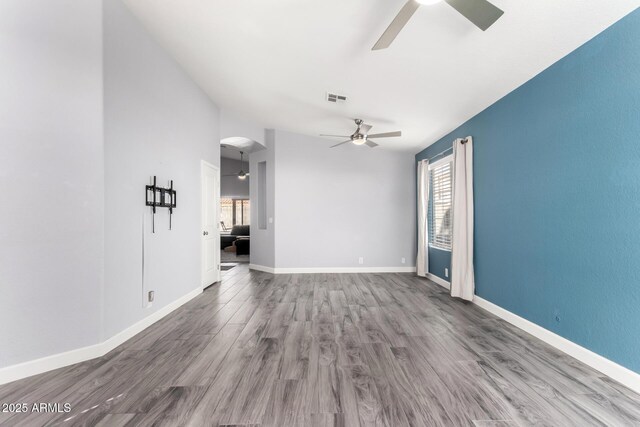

{"left": 426, "top": 273, "right": 451, "bottom": 290}
{"left": 250, "top": 264, "right": 416, "bottom": 274}
{"left": 473, "top": 296, "right": 640, "bottom": 395}
{"left": 249, "top": 264, "right": 276, "bottom": 274}
{"left": 0, "top": 342, "right": 106, "bottom": 387}
{"left": 100, "top": 287, "right": 202, "bottom": 355}
{"left": 0, "top": 287, "right": 202, "bottom": 386}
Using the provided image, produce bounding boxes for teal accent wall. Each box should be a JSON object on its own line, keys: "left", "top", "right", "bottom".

{"left": 416, "top": 8, "right": 640, "bottom": 373}
{"left": 428, "top": 246, "right": 450, "bottom": 282}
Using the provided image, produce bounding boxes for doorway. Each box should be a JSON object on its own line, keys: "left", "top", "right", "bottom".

{"left": 201, "top": 160, "right": 221, "bottom": 288}
{"left": 220, "top": 145, "right": 251, "bottom": 266}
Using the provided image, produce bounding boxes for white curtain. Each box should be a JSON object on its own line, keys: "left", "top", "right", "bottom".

{"left": 451, "top": 137, "right": 475, "bottom": 300}
{"left": 416, "top": 159, "right": 429, "bottom": 277}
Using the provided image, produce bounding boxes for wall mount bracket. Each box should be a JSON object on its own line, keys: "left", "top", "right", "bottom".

{"left": 145, "top": 176, "right": 177, "bottom": 233}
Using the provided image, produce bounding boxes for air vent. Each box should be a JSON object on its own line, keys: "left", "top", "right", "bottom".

{"left": 326, "top": 92, "right": 347, "bottom": 103}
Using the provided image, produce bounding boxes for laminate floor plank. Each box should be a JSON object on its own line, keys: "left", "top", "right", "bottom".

{"left": 173, "top": 323, "right": 245, "bottom": 387}
{"left": 485, "top": 352, "right": 609, "bottom": 425}
{"left": 262, "top": 379, "right": 307, "bottom": 427}
{"left": 339, "top": 364, "right": 384, "bottom": 426}
{"left": 472, "top": 421, "right": 518, "bottom": 427}
{"left": 93, "top": 413, "right": 138, "bottom": 426}
{"left": 475, "top": 358, "right": 574, "bottom": 426}
{"left": 388, "top": 346, "right": 456, "bottom": 427}
{"left": 219, "top": 337, "right": 282, "bottom": 425}
{"left": 127, "top": 386, "right": 208, "bottom": 427}
{"left": 360, "top": 343, "right": 411, "bottom": 427}
{"left": 280, "top": 321, "right": 312, "bottom": 380}
{"left": 477, "top": 354, "right": 605, "bottom": 426}
{"left": 227, "top": 297, "right": 260, "bottom": 324}
{"left": 1, "top": 265, "right": 638, "bottom": 426}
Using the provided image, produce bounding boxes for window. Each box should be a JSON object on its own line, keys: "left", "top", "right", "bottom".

{"left": 429, "top": 157, "right": 453, "bottom": 251}
{"left": 220, "top": 198, "right": 250, "bottom": 228}
{"left": 236, "top": 199, "right": 250, "bottom": 225}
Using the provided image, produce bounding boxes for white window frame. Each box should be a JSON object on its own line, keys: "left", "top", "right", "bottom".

{"left": 428, "top": 154, "right": 453, "bottom": 252}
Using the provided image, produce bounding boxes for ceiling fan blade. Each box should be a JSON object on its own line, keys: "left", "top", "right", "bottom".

{"left": 320, "top": 134, "right": 351, "bottom": 138}
{"left": 360, "top": 123, "right": 373, "bottom": 134}
{"left": 372, "top": 0, "right": 420, "bottom": 51}
{"left": 365, "top": 140, "right": 379, "bottom": 148}
{"left": 330, "top": 140, "right": 352, "bottom": 148}
{"left": 222, "top": 174, "right": 238, "bottom": 177}
{"left": 444, "top": 0, "right": 504, "bottom": 31}
{"left": 366, "top": 131, "right": 402, "bottom": 138}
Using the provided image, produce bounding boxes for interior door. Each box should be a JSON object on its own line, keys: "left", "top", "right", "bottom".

{"left": 201, "top": 161, "right": 220, "bottom": 287}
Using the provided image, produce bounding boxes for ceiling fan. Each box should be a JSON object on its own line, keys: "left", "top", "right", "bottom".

{"left": 372, "top": 0, "right": 504, "bottom": 50}
{"left": 321, "top": 119, "right": 402, "bottom": 148}
{"left": 222, "top": 151, "right": 250, "bottom": 180}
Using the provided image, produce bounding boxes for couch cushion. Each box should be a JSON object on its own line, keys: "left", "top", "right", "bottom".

{"left": 230, "top": 224, "right": 250, "bottom": 236}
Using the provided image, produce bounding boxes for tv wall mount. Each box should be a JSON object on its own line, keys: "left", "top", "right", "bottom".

{"left": 145, "top": 176, "right": 177, "bottom": 233}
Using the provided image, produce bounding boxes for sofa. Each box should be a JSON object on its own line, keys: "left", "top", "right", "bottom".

{"left": 221, "top": 225, "right": 250, "bottom": 251}
{"left": 235, "top": 237, "right": 250, "bottom": 256}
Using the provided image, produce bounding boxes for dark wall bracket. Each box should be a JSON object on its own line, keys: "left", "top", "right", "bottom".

{"left": 145, "top": 176, "right": 177, "bottom": 233}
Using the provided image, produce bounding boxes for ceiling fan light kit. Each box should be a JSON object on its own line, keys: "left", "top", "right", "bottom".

{"left": 352, "top": 135, "right": 367, "bottom": 146}
{"left": 322, "top": 119, "right": 401, "bottom": 149}
{"left": 222, "top": 150, "right": 250, "bottom": 180}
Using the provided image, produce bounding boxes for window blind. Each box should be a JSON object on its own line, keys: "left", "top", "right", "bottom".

{"left": 430, "top": 160, "right": 453, "bottom": 250}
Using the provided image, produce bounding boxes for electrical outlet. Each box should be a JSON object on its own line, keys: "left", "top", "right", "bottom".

{"left": 358, "top": 257, "right": 364, "bottom": 265}
{"left": 401, "top": 257, "right": 406, "bottom": 264}
{"left": 444, "top": 268, "right": 449, "bottom": 278}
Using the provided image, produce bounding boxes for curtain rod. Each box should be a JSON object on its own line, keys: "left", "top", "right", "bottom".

{"left": 424, "top": 138, "right": 468, "bottom": 162}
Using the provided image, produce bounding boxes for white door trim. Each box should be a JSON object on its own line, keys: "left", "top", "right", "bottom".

{"left": 201, "top": 160, "right": 221, "bottom": 289}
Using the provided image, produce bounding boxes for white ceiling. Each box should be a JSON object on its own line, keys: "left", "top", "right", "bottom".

{"left": 123, "top": 0, "right": 638, "bottom": 152}
{"left": 220, "top": 136, "right": 264, "bottom": 158}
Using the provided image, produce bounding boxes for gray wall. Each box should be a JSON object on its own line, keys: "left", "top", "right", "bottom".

{"left": 103, "top": 0, "right": 219, "bottom": 339}
{"left": 249, "top": 130, "right": 276, "bottom": 267}
{"left": 221, "top": 157, "right": 250, "bottom": 198}
{"left": 0, "top": 0, "right": 104, "bottom": 367}
{"left": 1, "top": 0, "right": 220, "bottom": 371}
{"left": 273, "top": 130, "right": 416, "bottom": 269}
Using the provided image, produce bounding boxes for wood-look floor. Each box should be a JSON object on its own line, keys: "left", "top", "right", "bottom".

{"left": 1, "top": 266, "right": 639, "bottom": 426}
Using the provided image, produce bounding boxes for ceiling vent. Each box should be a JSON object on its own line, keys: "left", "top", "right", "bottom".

{"left": 326, "top": 92, "right": 347, "bottom": 103}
